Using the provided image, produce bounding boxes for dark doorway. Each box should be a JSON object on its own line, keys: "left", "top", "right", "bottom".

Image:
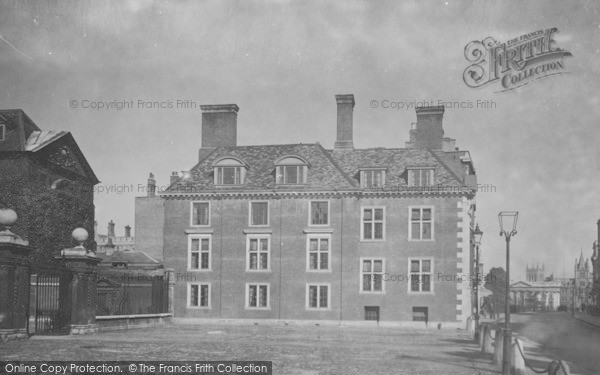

{"left": 364, "top": 306, "right": 380, "bottom": 321}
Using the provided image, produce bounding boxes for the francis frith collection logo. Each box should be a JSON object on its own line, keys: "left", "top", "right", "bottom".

{"left": 463, "top": 27, "right": 572, "bottom": 92}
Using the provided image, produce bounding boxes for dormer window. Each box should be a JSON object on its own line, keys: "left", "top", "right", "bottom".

{"left": 360, "top": 168, "right": 386, "bottom": 188}
{"left": 275, "top": 156, "right": 309, "bottom": 185}
{"left": 213, "top": 157, "right": 248, "bottom": 186}
{"left": 407, "top": 167, "right": 434, "bottom": 187}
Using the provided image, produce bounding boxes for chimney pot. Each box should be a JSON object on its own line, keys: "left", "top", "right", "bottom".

{"left": 107, "top": 220, "right": 115, "bottom": 237}
{"left": 147, "top": 172, "right": 156, "bottom": 197}
{"left": 125, "top": 225, "right": 131, "bottom": 238}
{"left": 170, "top": 171, "right": 179, "bottom": 186}
{"left": 410, "top": 106, "right": 445, "bottom": 149}
{"left": 200, "top": 104, "right": 239, "bottom": 149}
{"left": 334, "top": 94, "right": 355, "bottom": 151}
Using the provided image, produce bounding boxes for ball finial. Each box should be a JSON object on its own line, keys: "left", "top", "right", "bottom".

{"left": 0, "top": 208, "right": 18, "bottom": 229}
{"left": 72, "top": 228, "right": 89, "bottom": 245}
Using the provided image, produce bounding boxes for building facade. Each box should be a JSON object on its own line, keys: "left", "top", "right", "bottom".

{"left": 0, "top": 109, "right": 98, "bottom": 258}
{"left": 95, "top": 220, "right": 135, "bottom": 253}
{"left": 135, "top": 95, "right": 478, "bottom": 326}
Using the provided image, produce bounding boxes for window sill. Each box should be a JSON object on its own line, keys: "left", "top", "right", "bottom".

{"left": 243, "top": 228, "right": 273, "bottom": 234}
{"left": 358, "top": 291, "right": 386, "bottom": 295}
{"left": 359, "top": 239, "right": 386, "bottom": 242}
{"left": 305, "top": 307, "right": 332, "bottom": 311}
{"left": 407, "top": 291, "right": 435, "bottom": 295}
{"left": 185, "top": 228, "right": 214, "bottom": 234}
{"left": 244, "top": 307, "right": 271, "bottom": 310}
{"left": 186, "top": 269, "right": 212, "bottom": 272}
{"left": 186, "top": 306, "right": 212, "bottom": 309}
{"left": 407, "top": 239, "right": 435, "bottom": 242}
{"left": 306, "top": 269, "right": 332, "bottom": 273}
{"left": 303, "top": 228, "right": 334, "bottom": 234}
{"left": 245, "top": 269, "right": 271, "bottom": 273}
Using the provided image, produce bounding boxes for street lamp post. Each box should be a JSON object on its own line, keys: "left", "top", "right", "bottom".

{"left": 473, "top": 224, "right": 483, "bottom": 324}
{"left": 498, "top": 211, "right": 518, "bottom": 375}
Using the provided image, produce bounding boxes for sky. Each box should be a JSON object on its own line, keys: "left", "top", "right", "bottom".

{"left": 1, "top": 0, "right": 599, "bottom": 282}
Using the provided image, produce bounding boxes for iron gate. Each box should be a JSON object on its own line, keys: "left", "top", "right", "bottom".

{"left": 28, "top": 264, "right": 72, "bottom": 335}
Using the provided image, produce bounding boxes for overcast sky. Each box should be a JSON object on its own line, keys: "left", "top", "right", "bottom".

{"left": 1, "top": 0, "right": 599, "bottom": 281}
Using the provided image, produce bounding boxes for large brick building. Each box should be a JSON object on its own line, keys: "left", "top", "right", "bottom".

{"left": 0, "top": 110, "right": 98, "bottom": 257}
{"left": 135, "top": 95, "right": 478, "bottom": 326}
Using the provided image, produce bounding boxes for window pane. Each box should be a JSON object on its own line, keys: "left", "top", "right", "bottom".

{"left": 374, "top": 223, "right": 383, "bottom": 239}
{"left": 191, "top": 239, "right": 200, "bottom": 252}
{"left": 193, "top": 203, "right": 209, "bottom": 225}
{"left": 249, "top": 253, "right": 258, "bottom": 269}
{"left": 309, "top": 239, "right": 318, "bottom": 251}
{"left": 309, "top": 253, "right": 318, "bottom": 269}
{"left": 201, "top": 239, "right": 209, "bottom": 251}
{"left": 309, "top": 286, "right": 317, "bottom": 308}
{"left": 200, "top": 253, "right": 209, "bottom": 269}
{"left": 411, "top": 222, "right": 420, "bottom": 239}
{"left": 411, "top": 275, "right": 420, "bottom": 291}
{"left": 222, "top": 167, "right": 236, "bottom": 184}
{"left": 191, "top": 285, "right": 199, "bottom": 306}
{"left": 411, "top": 260, "right": 420, "bottom": 273}
{"left": 259, "top": 285, "right": 267, "bottom": 307}
{"left": 249, "top": 239, "right": 258, "bottom": 251}
{"left": 373, "top": 274, "right": 382, "bottom": 291}
{"left": 191, "top": 253, "right": 199, "bottom": 269}
{"left": 249, "top": 285, "right": 257, "bottom": 307}
{"left": 364, "top": 223, "right": 372, "bottom": 239}
{"left": 363, "top": 209, "right": 373, "bottom": 221}
{"left": 320, "top": 239, "right": 329, "bottom": 250}
{"left": 374, "top": 209, "right": 383, "bottom": 221}
{"left": 422, "top": 208, "right": 432, "bottom": 221}
{"left": 260, "top": 253, "right": 268, "bottom": 269}
{"left": 411, "top": 208, "right": 420, "bottom": 220}
{"left": 373, "top": 260, "right": 382, "bottom": 273}
{"left": 319, "top": 286, "right": 328, "bottom": 308}
{"left": 311, "top": 202, "right": 329, "bottom": 225}
{"left": 363, "top": 274, "right": 372, "bottom": 291}
{"left": 251, "top": 202, "right": 268, "bottom": 225}
{"left": 362, "top": 260, "right": 372, "bottom": 272}
{"left": 200, "top": 285, "right": 208, "bottom": 306}
{"left": 260, "top": 239, "right": 268, "bottom": 251}
{"left": 422, "top": 275, "right": 431, "bottom": 292}
{"left": 422, "top": 260, "right": 431, "bottom": 272}
{"left": 422, "top": 223, "right": 432, "bottom": 239}
{"left": 320, "top": 253, "right": 328, "bottom": 269}
{"left": 285, "top": 166, "right": 298, "bottom": 183}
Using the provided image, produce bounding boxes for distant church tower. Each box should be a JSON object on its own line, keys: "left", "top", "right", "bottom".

{"left": 526, "top": 262, "right": 545, "bottom": 282}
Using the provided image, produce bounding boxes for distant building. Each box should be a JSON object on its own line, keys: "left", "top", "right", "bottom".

{"left": 94, "top": 219, "right": 160, "bottom": 269}
{"left": 135, "top": 95, "right": 479, "bottom": 326}
{"left": 510, "top": 280, "right": 561, "bottom": 311}
{"left": 556, "top": 252, "right": 593, "bottom": 311}
{"left": 95, "top": 220, "right": 135, "bottom": 253}
{"left": 0, "top": 109, "right": 99, "bottom": 257}
{"left": 526, "top": 263, "right": 545, "bottom": 282}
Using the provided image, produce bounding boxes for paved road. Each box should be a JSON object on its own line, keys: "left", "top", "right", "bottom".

{"left": 509, "top": 312, "right": 600, "bottom": 375}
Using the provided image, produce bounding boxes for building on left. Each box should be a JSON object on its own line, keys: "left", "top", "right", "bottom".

{"left": 0, "top": 109, "right": 99, "bottom": 257}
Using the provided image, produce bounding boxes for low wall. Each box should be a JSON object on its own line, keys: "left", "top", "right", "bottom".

{"left": 96, "top": 313, "right": 172, "bottom": 331}
{"left": 172, "top": 318, "right": 463, "bottom": 330}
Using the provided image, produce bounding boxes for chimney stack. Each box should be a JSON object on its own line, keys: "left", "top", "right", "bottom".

{"left": 147, "top": 172, "right": 156, "bottom": 197}
{"left": 170, "top": 172, "right": 179, "bottom": 186}
{"left": 107, "top": 220, "right": 115, "bottom": 237}
{"left": 125, "top": 225, "right": 131, "bottom": 238}
{"left": 410, "top": 106, "right": 445, "bottom": 149}
{"left": 334, "top": 94, "right": 355, "bottom": 151}
{"left": 200, "top": 104, "right": 239, "bottom": 149}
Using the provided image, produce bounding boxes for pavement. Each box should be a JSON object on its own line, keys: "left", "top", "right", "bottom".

{"left": 0, "top": 323, "right": 556, "bottom": 375}
{"left": 574, "top": 312, "right": 600, "bottom": 328}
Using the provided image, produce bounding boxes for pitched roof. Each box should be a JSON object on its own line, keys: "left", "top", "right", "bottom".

{"left": 164, "top": 143, "right": 471, "bottom": 194}
{"left": 98, "top": 250, "right": 160, "bottom": 265}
